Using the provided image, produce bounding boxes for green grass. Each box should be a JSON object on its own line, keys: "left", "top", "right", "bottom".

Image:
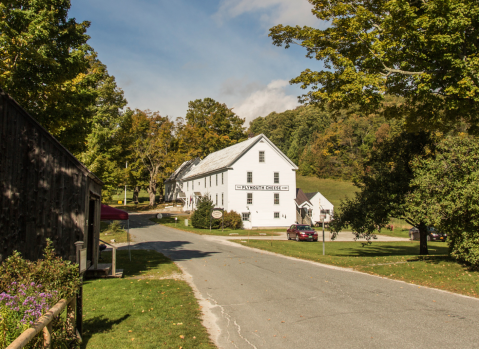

{"left": 82, "top": 250, "right": 214, "bottom": 348}
{"left": 235, "top": 240, "right": 479, "bottom": 298}
{"left": 100, "top": 222, "right": 132, "bottom": 244}
{"left": 150, "top": 216, "right": 283, "bottom": 236}
{"left": 296, "top": 175, "right": 359, "bottom": 209}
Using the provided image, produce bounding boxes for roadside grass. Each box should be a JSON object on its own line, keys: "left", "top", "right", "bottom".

{"left": 82, "top": 250, "right": 214, "bottom": 349}
{"left": 100, "top": 221, "right": 132, "bottom": 243}
{"left": 235, "top": 240, "right": 479, "bottom": 298}
{"left": 150, "top": 216, "right": 283, "bottom": 236}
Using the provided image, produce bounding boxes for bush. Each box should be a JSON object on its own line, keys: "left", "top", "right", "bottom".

{"left": 191, "top": 196, "right": 220, "bottom": 229}
{"left": 223, "top": 211, "right": 243, "bottom": 230}
{"left": 0, "top": 240, "right": 81, "bottom": 348}
{"left": 449, "top": 231, "right": 479, "bottom": 269}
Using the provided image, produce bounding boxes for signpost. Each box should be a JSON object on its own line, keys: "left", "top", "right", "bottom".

{"left": 211, "top": 208, "right": 224, "bottom": 232}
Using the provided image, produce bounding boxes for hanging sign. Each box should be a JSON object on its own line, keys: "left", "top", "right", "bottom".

{"left": 235, "top": 185, "right": 289, "bottom": 191}
{"left": 212, "top": 210, "right": 223, "bottom": 219}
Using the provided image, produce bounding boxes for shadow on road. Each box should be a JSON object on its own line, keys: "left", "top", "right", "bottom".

{"left": 117, "top": 240, "right": 219, "bottom": 261}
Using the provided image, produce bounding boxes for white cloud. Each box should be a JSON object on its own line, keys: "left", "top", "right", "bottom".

{"left": 214, "top": 0, "right": 318, "bottom": 27}
{"left": 233, "top": 79, "right": 298, "bottom": 125}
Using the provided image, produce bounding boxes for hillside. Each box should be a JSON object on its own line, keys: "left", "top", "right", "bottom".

{"left": 296, "top": 175, "right": 359, "bottom": 209}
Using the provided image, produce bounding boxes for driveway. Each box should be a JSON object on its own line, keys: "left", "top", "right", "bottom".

{"left": 119, "top": 213, "right": 479, "bottom": 349}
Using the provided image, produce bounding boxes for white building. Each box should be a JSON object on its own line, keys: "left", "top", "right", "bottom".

{"left": 179, "top": 134, "right": 298, "bottom": 229}
{"left": 164, "top": 158, "right": 200, "bottom": 202}
{"left": 305, "top": 192, "right": 334, "bottom": 226}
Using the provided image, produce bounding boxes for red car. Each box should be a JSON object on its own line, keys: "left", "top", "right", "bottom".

{"left": 287, "top": 224, "right": 318, "bottom": 242}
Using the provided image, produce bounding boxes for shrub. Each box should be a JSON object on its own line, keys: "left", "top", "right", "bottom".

{"left": 449, "top": 231, "right": 479, "bottom": 270}
{"left": 0, "top": 240, "right": 81, "bottom": 348}
{"left": 191, "top": 196, "right": 220, "bottom": 229}
{"left": 223, "top": 211, "right": 243, "bottom": 230}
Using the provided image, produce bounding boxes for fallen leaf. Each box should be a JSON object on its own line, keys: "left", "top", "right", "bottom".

{"left": 180, "top": 335, "right": 185, "bottom": 339}
{"left": 128, "top": 330, "right": 132, "bottom": 333}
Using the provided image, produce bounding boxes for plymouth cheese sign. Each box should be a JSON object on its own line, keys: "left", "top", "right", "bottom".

{"left": 235, "top": 185, "right": 289, "bottom": 191}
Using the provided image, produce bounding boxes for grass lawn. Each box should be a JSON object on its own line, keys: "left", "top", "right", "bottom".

{"left": 100, "top": 221, "right": 132, "bottom": 243}
{"left": 82, "top": 250, "right": 214, "bottom": 349}
{"left": 235, "top": 240, "right": 479, "bottom": 298}
{"left": 150, "top": 216, "right": 283, "bottom": 236}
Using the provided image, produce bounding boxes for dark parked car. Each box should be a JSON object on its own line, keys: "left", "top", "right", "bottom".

{"left": 287, "top": 224, "right": 318, "bottom": 242}
{"left": 409, "top": 226, "right": 447, "bottom": 241}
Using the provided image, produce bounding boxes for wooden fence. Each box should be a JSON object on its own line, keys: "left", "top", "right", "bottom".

{"left": 6, "top": 297, "right": 79, "bottom": 349}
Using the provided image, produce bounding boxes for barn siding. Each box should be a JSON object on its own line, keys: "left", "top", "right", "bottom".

{"left": 0, "top": 88, "right": 103, "bottom": 264}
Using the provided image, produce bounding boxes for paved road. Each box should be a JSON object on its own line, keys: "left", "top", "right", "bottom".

{"left": 122, "top": 213, "right": 479, "bottom": 349}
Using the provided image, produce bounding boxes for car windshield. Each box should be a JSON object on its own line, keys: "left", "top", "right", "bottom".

{"left": 297, "top": 225, "right": 312, "bottom": 231}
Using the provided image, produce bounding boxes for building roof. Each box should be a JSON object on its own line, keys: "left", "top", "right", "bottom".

{"left": 304, "top": 192, "right": 334, "bottom": 207}
{"left": 295, "top": 188, "right": 312, "bottom": 208}
{"left": 165, "top": 158, "right": 199, "bottom": 182}
{"left": 183, "top": 134, "right": 298, "bottom": 180}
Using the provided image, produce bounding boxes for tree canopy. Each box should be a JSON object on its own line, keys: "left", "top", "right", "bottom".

{"left": 0, "top": 0, "right": 98, "bottom": 152}
{"left": 181, "top": 98, "right": 247, "bottom": 158}
{"left": 269, "top": 0, "right": 479, "bottom": 133}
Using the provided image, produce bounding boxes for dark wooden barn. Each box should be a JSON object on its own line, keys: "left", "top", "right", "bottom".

{"left": 0, "top": 87, "right": 103, "bottom": 269}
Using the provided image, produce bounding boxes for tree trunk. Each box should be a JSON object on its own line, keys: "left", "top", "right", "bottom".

{"left": 147, "top": 182, "right": 157, "bottom": 206}
{"left": 418, "top": 221, "right": 429, "bottom": 255}
{"left": 132, "top": 186, "right": 140, "bottom": 203}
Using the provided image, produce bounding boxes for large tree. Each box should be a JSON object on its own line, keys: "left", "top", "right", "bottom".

{"left": 331, "top": 128, "right": 435, "bottom": 255}
{"left": 409, "top": 135, "right": 479, "bottom": 266}
{"left": 130, "top": 110, "right": 176, "bottom": 206}
{"left": 269, "top": 0, "right": 479, "bottom": 133}
{"left": 0, "top": 0, "right": 97, "bottom": 152}
{"left": 181, "top": 98, "right": 247, "bottom": 158}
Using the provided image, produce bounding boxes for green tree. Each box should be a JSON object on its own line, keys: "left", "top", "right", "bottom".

{"left": 269, "top": 0, "right": 479, "bottom": 133}
{"left": 409, "top": 135, "right": 479, "bottom": 267}
{"left": 130, "top": 110, "right": 176, "bottom": 206}
{"left": 331, "top": 129, "right": 435, "bottom": 255}
{"left": 191, "top": 196, "right": 220, "bottom": 229}
{"left": 78, "top": 59, "right": 129, "bottom": 199}
{"left": 0, "top": 0, "right": 97, "bottom": 151}
{"left": 182, "top": 98, "right": 247, "bottom": 158}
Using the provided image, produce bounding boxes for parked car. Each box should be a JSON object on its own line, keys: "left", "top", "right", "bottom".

{"left": 409, "top": 226, "right": 447, "bottom": 241}
{"left": 287, "top": 224, "right": 318, "bottom": 242}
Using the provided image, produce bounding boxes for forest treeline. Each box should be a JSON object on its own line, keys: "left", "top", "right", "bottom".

{"left": 248, "top": 98, "right": 402, "bottom": 181}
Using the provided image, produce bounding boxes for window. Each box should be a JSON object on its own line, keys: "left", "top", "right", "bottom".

{"left": 192, "top": 181, "right": 194, "bottom": 190}
{"left": 247, "top": 172, "right": 252, "bottom": 183}
{"left": 320, "top": 209, "right": 330, "bottom": 215}
{"left": 222, "top": 172, "right": 224, "bottom": 184}
{"left": 204, "top": 177, "right": 206, "bottom": 187}
{"left": 210, "top": 176, "right": 211, "bottom": 187}
{"left": 187, "top": 181, "right": 189, "bottom": 190}
{"left": 274, "top": 172, "right": 279, "bottom": 184}
{"left": 216, "top": 174, "right": 218, "bottom": 186}
{"left": 308, "top": 209, "right": 312, "bottom": 216}
{"left": 259, "top": 151, "right": 265, "bottom": 163}
{"left": 242, "top": 213, "right": 250, "bottom": 221}
{"left": 247, "top": 193, "right": 253, "bottom": 205}
{"left": 274, "top": 212, "right": 280, "bottom": 219}
{"left": 216, "top": 194, "right": 218, "bottom": 206}
{"left": 274, "top": 193, "right": 279, "bottom": 205}
{"left": 222, "top": 193, "right": 224, "bottom": 206}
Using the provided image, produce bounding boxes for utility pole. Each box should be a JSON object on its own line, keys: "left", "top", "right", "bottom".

{"left": 124, "top": 161, "right": 128, "bottom": 205}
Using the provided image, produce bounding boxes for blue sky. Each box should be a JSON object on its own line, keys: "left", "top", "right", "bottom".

{"left": 69, "top": 0, "right": 324, "bottom": 125}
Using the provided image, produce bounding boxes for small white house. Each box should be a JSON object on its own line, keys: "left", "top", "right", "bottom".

{"left": 304, "top": 192, "right": 334, "bottom": 226}
{"left": 178, "top": 134, "right": 298, "bottom": 229}
{"left": 164, "top": 158, "right": 200, "bottom": 202}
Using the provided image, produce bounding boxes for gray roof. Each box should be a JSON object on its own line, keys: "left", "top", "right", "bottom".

{"left": 183, "top": 134, "right": 297, "bottom": 180}
{"left": 165, "top": 158, "right": 199, "bottom": 182}
{"left": 305, "top": 192, "right": 316, "bottom": 201}
{"left": 295, "top": 188, "right": 312, "bottom": 207}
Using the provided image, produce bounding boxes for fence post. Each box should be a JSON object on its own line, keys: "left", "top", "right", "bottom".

{"left": 66, "top": 298, "right": 75, "bottom": 339}
{"left": 75, "top": 241, "right": 84, "bottom": 339}
{"left": 42, "top": 323, "right": 52, "bottom": 349}
{"left": 112, "top": 247, "right": 116, "bottom": 276}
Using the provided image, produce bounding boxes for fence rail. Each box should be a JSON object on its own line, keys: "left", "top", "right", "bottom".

{"left": 6, "top": 297, "right": 76, "bottom": 349}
